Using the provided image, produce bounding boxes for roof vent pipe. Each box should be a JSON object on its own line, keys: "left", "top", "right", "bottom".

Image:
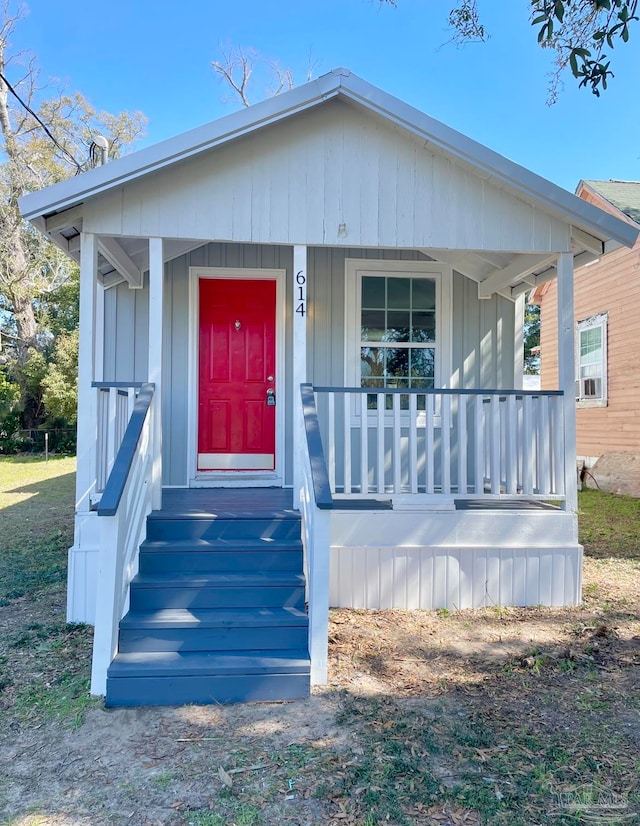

{"left": 89, "top": 134, "right": 109, "bottom": 167}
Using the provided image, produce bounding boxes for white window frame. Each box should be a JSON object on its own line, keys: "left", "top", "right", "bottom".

{"left": 576, "top": 312, "right": 608, "bottom": 408}
{"left": 344, "top": 259, "right": 452, "bottom": 416}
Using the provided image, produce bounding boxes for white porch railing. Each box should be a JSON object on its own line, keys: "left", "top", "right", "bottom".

{"left": 90, "top": 383, "right": 155, "bottom": 696}
{"left": 93, "top": 383, "right": 144, "bottom": 495}
{"left": 298, "top": 384, "right": 332, "bottom": 686}
{"left": 312, "top": 387, "right": 566, "bottom": 503}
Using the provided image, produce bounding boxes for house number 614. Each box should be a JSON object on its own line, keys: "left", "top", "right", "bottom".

{"left": 295, "top": 270, "right": 306, "bottom": 317}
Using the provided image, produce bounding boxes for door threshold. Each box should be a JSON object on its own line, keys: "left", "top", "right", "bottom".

{"left": 191, "top": 473, "right": 283, "bottom": 488}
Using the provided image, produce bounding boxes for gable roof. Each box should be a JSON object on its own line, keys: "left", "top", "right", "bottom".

{"left": 580, "top": 180, "right": 640, "bottom": 226}
{"left": 18, "top": 68, "right": 639, "bottom": 251}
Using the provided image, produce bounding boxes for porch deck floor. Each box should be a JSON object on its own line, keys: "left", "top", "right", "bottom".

{"left": 158, "top": 488, "right": 296, "bottom": 519}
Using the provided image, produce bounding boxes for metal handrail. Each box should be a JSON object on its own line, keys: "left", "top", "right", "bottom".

{"left": 300, "top": 383, "right": 333, "bottom": 509}
{"left": 97, "top": 383, "right": 155, "bottom": 517}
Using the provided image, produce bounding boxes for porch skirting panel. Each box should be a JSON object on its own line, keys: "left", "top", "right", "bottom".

{"left": 329, "top": 509, "right": 582, "bottom": 610}
{"left": 67, "top": 511, "right": 100, "bottom": 624}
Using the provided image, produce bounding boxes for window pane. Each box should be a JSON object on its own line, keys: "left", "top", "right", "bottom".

{"left": 386, "top": 311, "right": 411, "bottom": 342}
{"left": 411, "top": 311, "right": 436, "bottom": 342}
{"left": 581, "top": 363, "right": 600, "bottom": 379}
{"left": 362, "top": 277, "right": 385, "bottom": 308}
{"left": 583, "top": 378, "right": 601, "bottom": 398}
{"left": 386, "top": 347, "right": 410, "bottom": 379}
{"left": 361, "top": 347, "right": 385, "bottom": 378}
{"left": 387, "top": 278, "right": 410, "bottom": 309}
{"left": 410, "top": 349, "right": 435, "bottom": 382}
{"left": 412, "top": 278, "right": 436, "bottom": 310}
{"left": 359, "top": 274, "right": 439, "bottom": 391}
{"left": 580, "top": 327, "right": 601, "bottom": 359}
{"left": 361, "top": 310, "right": 386, "bottom": 341}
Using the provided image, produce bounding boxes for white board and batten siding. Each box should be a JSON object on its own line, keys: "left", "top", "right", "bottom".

{"left": 82, "top": 99, "right": 572, "bottom": 253}
{"left": 330, "top": 509, "right": 582, "bottom": 610}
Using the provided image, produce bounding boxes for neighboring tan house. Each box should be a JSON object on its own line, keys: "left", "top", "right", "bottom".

{"left": 531, "top": 180, "right": 640, "bottom": 491}
{"left": 19, "top": 70, "right": 638, "bottom": 707}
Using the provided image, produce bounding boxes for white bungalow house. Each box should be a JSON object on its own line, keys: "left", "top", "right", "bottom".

{"left": 19, "top": 69, "right": 638, "bottom": 706}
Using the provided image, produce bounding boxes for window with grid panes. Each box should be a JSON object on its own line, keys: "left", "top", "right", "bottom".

{"left": 360, "top": 275, "right": 436, "bottom": 408}
{"left": 576, "top": 313, "right": 607, "bottom": 404}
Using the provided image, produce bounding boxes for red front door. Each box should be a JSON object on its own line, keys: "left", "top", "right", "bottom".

{"left": 198, "top": 278, "right": 276, "bottom": 471}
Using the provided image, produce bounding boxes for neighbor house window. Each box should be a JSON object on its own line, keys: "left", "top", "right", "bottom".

{"left": 576, "top": 313, "right": 607, "bottom": 405}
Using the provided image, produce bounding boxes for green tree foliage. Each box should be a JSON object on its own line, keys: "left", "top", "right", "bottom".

{"left": 0, "top": 1, "right": 146, "bottom": 440}
{"left": 524, "top": 302, "right": 541, "bottom": 374}
{"left": 0, "top": 364, "right": 19, "bottom": 449}
{"left": 379, "top": 1, "right": 637, "bottom": 98}
{"left": 42, "top": 329, "right": 78, "bottom": 424}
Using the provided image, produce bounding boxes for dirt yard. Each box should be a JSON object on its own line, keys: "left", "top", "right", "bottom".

{"left": 2, "top": 554, "right": 640, "bottom": 826}
{"left": 1, "top": 462, "right": 639, "bottom": 825}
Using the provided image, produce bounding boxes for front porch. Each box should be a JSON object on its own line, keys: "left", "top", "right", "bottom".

{"left": 95, "top": 480, "right": 580, "bottom": 705}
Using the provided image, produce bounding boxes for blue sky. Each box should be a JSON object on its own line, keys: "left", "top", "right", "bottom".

{"left": 12, "top": 0, "right": 640, "bottom": 191}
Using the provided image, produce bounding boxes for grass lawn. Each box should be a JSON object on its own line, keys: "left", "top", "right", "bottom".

{"left": 0, "top": 456, "right": 95, "bottom": 736}
{"left": 0, "top": 457, "right": 639, "bottom": 825}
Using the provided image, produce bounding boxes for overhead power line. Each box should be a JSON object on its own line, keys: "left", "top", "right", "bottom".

{"left": 0, "top": 71, "right": 83, "bottom": 173}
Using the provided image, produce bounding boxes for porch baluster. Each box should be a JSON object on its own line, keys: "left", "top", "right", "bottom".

{"left": 409, "top": 393, "right": 418, "bottom": 494}
{"left": 506, "top": 394, "right": 518, "bottom": 494}
{"left": 490, "top": 395, "right": 501, "bottom": 494}
{"left": 343, "top": 393, "right": 352, "bottom": 495}
{"left": 327, "top": 392, "right": 336, "bottom": 493}
{"left": 376, "top": 393, "right": 385, "bottom": 494}
{"left": 426, "top": 393, "right": 435, "bottom": 494}
{"left": 360, "top": 393, "right": 368, "bottom": 494}
{"left": 551, "top": 397, "right": 565, "bottom": 495}
{"left": 522, "top": 395, "right": 534, "bottom": 495}
{"left": 457, "top": 394, "right": 468, "bottom": 495}
{"left": 441, "top": 393, "right": 451, "bottom": 494}
{"left": 393, "top": 393, "right": 402, "bottom": 493}
{"left": 538, "top": 394, "right": 551, "bottom": 495}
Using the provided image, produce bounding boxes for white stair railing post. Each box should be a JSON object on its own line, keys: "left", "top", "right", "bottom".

{"left": 90, "top": 514, "right": 120, "bottom": 695}
{"left": 557, "top": 251, "right": 578, "bottom": 513}
{"left": 76, "top": 232, "right": 98, "bottom": 512}
{"left": 293, "top": 245, "right": 308, "bottom": 497}
{"left": 148, "top": 238, "right": 164, "bottom": 511}
{"left": 308, "top": 507, "right": 330, "bottom": 685}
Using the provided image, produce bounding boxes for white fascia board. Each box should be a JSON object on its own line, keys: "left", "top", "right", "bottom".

{"left": 18, "top": 67, "right": 639, "bottom": 251}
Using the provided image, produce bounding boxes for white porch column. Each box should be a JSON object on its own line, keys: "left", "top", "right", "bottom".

{"left": 76, "top": 232, "right": 98, "bottom": 513}
{"left": 148, "top": 238, "right": 164, "bottom": 510}
{"left": 292, "top": 245, "right": 308, "bottom": 494}
{"left": 557, "top": 251, "right": 578, "bottom": 513}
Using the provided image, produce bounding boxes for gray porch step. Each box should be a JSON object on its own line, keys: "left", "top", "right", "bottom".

{"left": 138, "top": 538, "right": 302, "bottom": 574}
{"left": 108, "top": 649, "right": 310, "bottom": 677}
{"left": 118, "top": 607, "right": 309, "bottom": 652}
{"left": 106, "top": 650, "right": 311, "bottom": 707}
{"left": 106, "top": 489, "right": 309, "bottom": 707}
{"left": 129, "top": 572, "right": 306, "bottom": 610}
{"left": 145, "top": 514, "right": 301, "bottom": 543}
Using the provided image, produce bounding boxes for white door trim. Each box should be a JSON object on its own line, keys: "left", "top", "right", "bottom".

{"left": 187, "top": 266, "right": 286, "bottom": 486}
